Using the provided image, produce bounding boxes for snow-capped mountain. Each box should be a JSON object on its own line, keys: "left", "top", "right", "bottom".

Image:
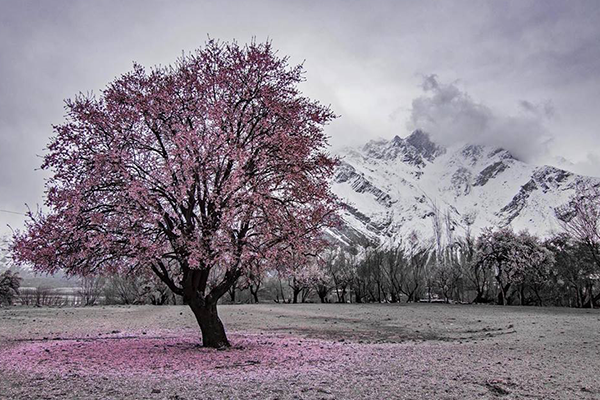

{"left": 330, "top": 130, "right": 600, "bottom": 247}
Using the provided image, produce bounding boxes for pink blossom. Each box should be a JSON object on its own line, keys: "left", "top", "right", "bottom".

{"left": 10, "top": 40, "right": 341, "bottom": 346}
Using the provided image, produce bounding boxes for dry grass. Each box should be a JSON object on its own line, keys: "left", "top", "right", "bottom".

{"left": 1, "top": 303, "right": 599, "bottom": 399}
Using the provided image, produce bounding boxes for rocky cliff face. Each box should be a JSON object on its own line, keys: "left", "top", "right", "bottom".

{"left": 329, "top": 130, "right": 599, "bottom": 247}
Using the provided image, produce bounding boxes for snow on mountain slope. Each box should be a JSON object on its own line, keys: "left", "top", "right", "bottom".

{"left": 330, "top": 130, "right": 600, "bottom": 246}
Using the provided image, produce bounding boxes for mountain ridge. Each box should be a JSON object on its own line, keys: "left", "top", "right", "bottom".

{"left": 329, "top": 130, "right": 599, "bottom": 247}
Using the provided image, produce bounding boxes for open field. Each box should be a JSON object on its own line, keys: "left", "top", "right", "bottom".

{"left": 0, "top": 304, "right": 599, "bottom": 399}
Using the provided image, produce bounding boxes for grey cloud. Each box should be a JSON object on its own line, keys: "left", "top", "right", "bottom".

{"left": 519, "top": 100, "right": 555, "bottom": 119}
{"left": 408, "top": 75, "right": 553, "bottom": 162}
{"left": 564, "top": 153, "right": 600, "bottom": 178}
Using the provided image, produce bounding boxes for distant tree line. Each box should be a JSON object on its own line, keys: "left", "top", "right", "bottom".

{"left": 239, "top": 183, "right": 600, "bottom": 308}
{"left": 7, "top": 274, "right": 179, "bottom": 307}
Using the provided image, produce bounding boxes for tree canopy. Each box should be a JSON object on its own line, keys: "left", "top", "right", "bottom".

{"left": 11, "top": 40, "right": 339, "bottom": 346}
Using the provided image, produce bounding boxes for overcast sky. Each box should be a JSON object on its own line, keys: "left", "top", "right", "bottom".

{"left": 1, "top": 0, "right": 600, "bottom": 236}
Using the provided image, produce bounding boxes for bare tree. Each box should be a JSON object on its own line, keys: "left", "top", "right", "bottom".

{"left": 248, "top": 272, "right": 263, "bottom": 304}
{"left": 103, "top": 275, "right": 142, "bottom": 305}
{"left": 328, "top": 248, "right": 355, "bottom": 303}
{"left": 400, "top": 246, "right": 429, "bottom": 302}
{"left": 382, "top": 243, "right": 406, "bottom": 303}
{"left": 34, "top": 286, "right": 51, "bottom": 307}
{"left": 556, "top": 183, "right": 600, "bottom": 307}
{"left": 78, "top": 276, "right": 105, "bottom": 306}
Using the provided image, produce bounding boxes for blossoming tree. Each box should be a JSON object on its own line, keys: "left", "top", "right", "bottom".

{"left": 11, "top": 40, "right": 339, "bottom": 348}
{"left": 475, "top": 228, "right": 552, "bottom": 305}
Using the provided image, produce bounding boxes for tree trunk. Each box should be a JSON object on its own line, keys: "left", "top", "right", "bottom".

{"left": 250, "top": 287, "right": 260, "bottom": 303}
{"left": 301, "top": 287, "right": 311, "bottom": 303}
{"left": 534, "top": 288, "right": 543, "bottom": 307}
{"left": 496, "top": 277, "right": 510, "bottom": 306}
{"left": 189, "top": 302, "right": 230, "bottom": 348}
{"left": 472, "top": 290, "right": 486, "bottom": 304}
{"left": 278, "top": 277, "right": 286, "bottom": 303}
{"left": 317, "top": 286, "right": 328, "bottom": 303}
{"left": 354, "top": 289, "right": 362, "bottom": 303}
{"left": 340, "top": 287, "right": 347, "bottom": 303}
{"left": 519, "top": 285, "right": 525, "bottom": 306}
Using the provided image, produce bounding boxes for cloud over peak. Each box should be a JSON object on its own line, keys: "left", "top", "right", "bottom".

{"left": 408, "top": 74, "right": 554, "bottom": 162}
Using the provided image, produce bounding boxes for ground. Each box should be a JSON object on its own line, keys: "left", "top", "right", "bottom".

{"left": 0, "top": 304, "right": 599, "bottom": 399}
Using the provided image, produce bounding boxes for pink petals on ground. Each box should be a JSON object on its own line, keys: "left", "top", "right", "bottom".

{"left": 0, "top": 331, "right": 347, "bottom": 380}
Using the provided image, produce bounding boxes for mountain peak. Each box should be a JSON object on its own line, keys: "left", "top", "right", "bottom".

{"left": 405, "top": 130, "right": 445, "bottom": 162}
{"left": 357, "top": 130, "right": 445, "bottom": 165}
{"left": 406, "top": 129, "right": 429, "bottom": 142}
